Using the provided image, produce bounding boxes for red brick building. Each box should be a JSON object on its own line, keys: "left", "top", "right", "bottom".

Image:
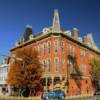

{"left": 10, "top": 10, "right": 100, "bottom": 96}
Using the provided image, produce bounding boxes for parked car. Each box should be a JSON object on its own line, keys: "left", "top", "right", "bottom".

{"left": 93, "top": 90, "right": 100, "bottom": 96}
{"left": 41, "top": 90, "right": 65, "bottom": 100}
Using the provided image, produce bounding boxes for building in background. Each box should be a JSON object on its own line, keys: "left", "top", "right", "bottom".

{"left": 0, "top": 57, "right": 9, "bottom": 95}
{"left": 10, "top": 10, "right": 100, "bottom": 96}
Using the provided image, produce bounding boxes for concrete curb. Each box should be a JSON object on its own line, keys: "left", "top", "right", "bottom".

{"left": 65, "top": 95, "right": 93, "bottom": 100}
{"left": 0, "top": 96, "right": 41, "bottom": 100}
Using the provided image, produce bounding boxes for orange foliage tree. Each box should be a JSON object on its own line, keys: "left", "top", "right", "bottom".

{"left": 7, "top": 48, "right": 44, "bottom": 89}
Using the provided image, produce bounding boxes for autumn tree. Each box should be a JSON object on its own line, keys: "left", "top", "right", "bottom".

{"left": 91, "top": 58, "right": 100, "bottom": 90}
{"left": 91, "top": 58, "right": 100, "bottom": 80}
{"left": 7, "top": 48, "right": 44, "bottom": 92}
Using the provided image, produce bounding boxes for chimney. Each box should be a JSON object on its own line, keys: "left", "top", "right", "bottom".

{"left": 23, "top": 25, "right": 33, "bottom": 42}
{"left": 73, "top": 28, "right": 78, "bottom": 40}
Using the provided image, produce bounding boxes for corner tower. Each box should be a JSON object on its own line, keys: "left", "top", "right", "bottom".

{"left": 52, "top": 9, "right": 61, "bottom": 33}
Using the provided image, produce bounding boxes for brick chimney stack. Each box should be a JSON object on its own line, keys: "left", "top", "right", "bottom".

{"left": 73, "top": 28, "right": 78, "bottom": 40}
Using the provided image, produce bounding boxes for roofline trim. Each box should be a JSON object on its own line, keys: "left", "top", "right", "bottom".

{"left": 10, "top": 32, "right": 100, "bottom": 55}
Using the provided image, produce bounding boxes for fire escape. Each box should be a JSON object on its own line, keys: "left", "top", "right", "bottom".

{"left": 67, "top": 54, "right": 82, "bottom": 94}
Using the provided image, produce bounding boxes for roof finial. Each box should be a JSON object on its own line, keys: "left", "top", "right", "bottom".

{"left": 52, "top": 9, "right": 61, "bottom": 33}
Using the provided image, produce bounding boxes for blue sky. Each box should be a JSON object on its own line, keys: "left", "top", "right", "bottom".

{"left": 0, "top": 0, "right": 100, "bottom": 61}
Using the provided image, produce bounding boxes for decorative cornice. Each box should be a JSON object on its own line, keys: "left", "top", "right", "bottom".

{"left": 10, "top": 32, "right": 100, "bottom": 55}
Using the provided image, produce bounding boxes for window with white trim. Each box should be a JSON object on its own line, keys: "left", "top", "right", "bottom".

{"left": 81, "top": 64, "right": 86, "bottom": 75}
{"left": 68, "top": 59, "right": 74, "bottom": 74}
{"left": 61, "top": 41, "right": 64, "bottom": 53}
{"left": 68, "top": 45, "right": 74, "bottom": 56}
{"left": 39, "top": 45, "right": 43, "bottom": 55}
{"left": 54, "top": 58, "right": 59, "bottom": 72}
{"left": 72, "top": 46, "right": 75, "bottom": 57}
{"left": 80, "top": 49, "right": 85, "bottom": 61}
{"left": 47, "top": 42, "right": 50, "bottom": 53}
{"left": 62, "top": 58, "right": 65, "bottom": 71}
{"left": 43, "top": 44, "right": 46, "bottom": 55}
{"left": 68, "top": 44, "right": 71, "bottom": 55}
{"left": 54, "top": 41, "right": 58, "bottom": 53}
{"left": 47, "top": 58, "right": 50, "bottom": 72}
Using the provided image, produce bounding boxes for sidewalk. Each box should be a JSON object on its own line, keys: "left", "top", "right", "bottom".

{"left": 0, "top": 95, "right": 41, "bottom": 100}
{"left": 0, "top": 94, "right": 94, "bottom": 100}
{"left": 65, "top": 94, "right": 95, "bottom": 100}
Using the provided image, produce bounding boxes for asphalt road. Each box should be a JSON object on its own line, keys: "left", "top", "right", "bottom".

{"left": 0, "top": 96, "right": 100, "bottom": 100}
